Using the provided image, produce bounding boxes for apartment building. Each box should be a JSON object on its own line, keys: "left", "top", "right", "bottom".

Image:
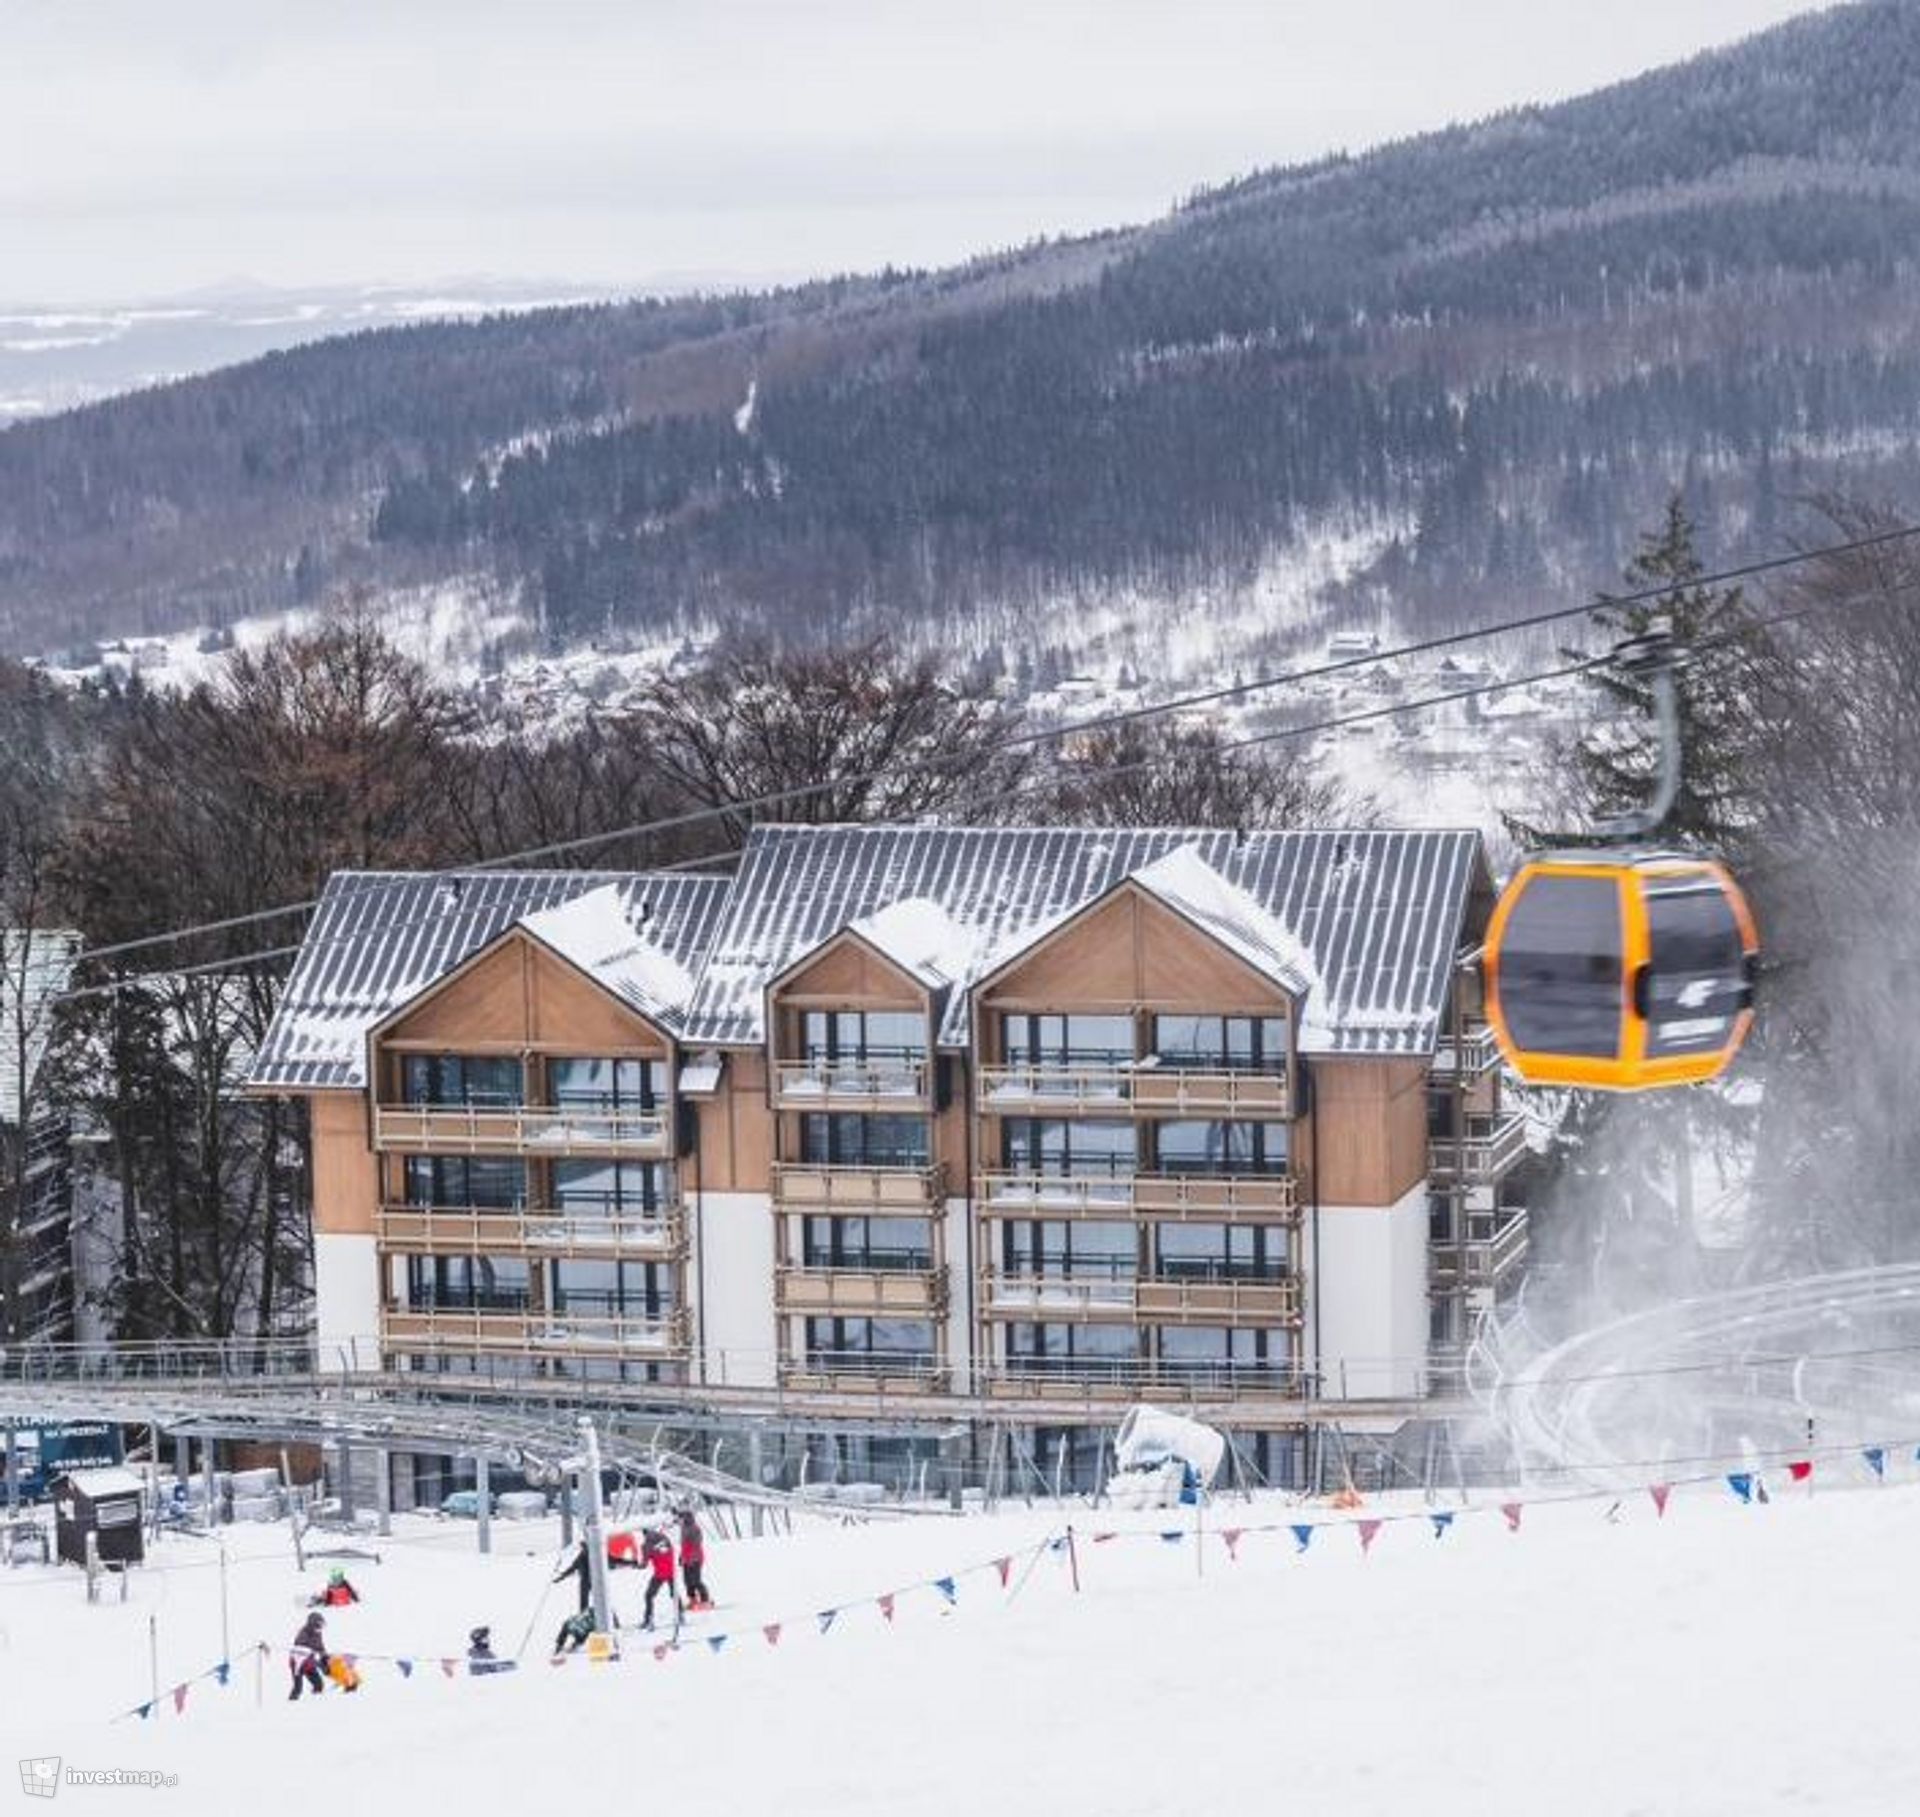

{"left": 248, "top": 826, "right": 1532, "bottom": 1475}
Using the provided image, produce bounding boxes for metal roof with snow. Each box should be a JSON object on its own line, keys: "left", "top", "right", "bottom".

{"left": 248, "top": 870, "right": 733, "bottom": 1092}
{"left": 685, "top": 825, "right": 1488, "bottom": 1056}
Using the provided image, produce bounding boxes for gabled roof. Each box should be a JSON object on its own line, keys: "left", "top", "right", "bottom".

{"left": 684, "top": 825, "right": 1486, "bottom": 1057}
{"left": 249, "top": 871, "right": 731, "bottom": 1091}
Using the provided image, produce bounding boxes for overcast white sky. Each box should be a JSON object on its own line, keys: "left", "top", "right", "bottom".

{"left": 2, "top": 0, "right": 1832, "bottom": 304}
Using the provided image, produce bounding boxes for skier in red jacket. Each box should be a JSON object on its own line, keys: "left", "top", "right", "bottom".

{"left": 639, "top": 1526, "right": 680, "bottom": 1631}
{"left": 677, "top": 1508, "right": 711, "bottom": 1610}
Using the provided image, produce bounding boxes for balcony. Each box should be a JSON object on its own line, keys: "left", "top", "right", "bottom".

{"left": 976, "top": 1061, "right": 1293, "bottom": 1118}
{"left": 773, "top": 1057, "right": 931, "bottom": 1111}
{"left": 373, "top": 1103, "right": 671, "bottom": 1158}
{"left": 769, "top": 1161, "right": 947, "bottom": 1213}
{"left": 980, "top": 1270, "right": 1301, "bottom": 1326}
{"left": 1430, "top": 1208, "right": 1530, "bottom": 1291}
{"left": 381, "top": 1305, "right": 690, "bottom": 1358}
{"left": 776, "top": 1356, "right": 950, "bottom": 1396}
{"left": 975, "top": 1062, "right": 1132, "bottom": 1114}
{"left": 376, "top": 1204, "right": 686, "bottom": 1261}
{"left": 981, "top": 1358, "right": 1304, "bottom": 1403}
{"left": 1431, "top": 1024, "right": 1501, "bottom": 1081}
{"left": 1428, "top": 1110, "right": 1529, "bottom": 1184}
{"left": 974, "top": 1170, "right": 1299, "bottom": 1223}
{"left": 1132, "top": 1067, "right": 1293, "bottom": 1117}
{"left": 775, "top": 1263, "right": 950, "bottom": 1317}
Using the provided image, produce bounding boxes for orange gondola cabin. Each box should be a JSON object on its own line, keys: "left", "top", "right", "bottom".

{"left": 1485, "top": 854, "right": 1759, "bottom": 1091}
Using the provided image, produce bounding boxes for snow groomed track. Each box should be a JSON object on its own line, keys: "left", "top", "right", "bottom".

{"left": 1487, "top": 1264, "right": 1920, "bottom": 1487}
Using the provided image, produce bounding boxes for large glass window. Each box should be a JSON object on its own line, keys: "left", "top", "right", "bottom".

{"left": 1005, "top": 1322, "right": 1142, "bottom": 1374}
{"left": 1156, "top": 1325, "right": 1286, "bottom": 1382}
{"left": 1152, "top": 1015, "right": 1288, "bottom": 1072}
{"left": 1153, "top": 1121, "right": 1290, "bottom": 1175}
{"left": 1000, "top": 1220, "right": 1137, "bottom": 1282}
{"left": 550, "top": 1259, "right": 675, "bottom": 1319}
{"left": 1152, "top": 1222, "right": 1285, "bottom": 1282}
{"left": 400, "top": 1054, "right": 523, "bottom": 1108}
{"left": 1003, "top": 1119, "right": 1137, "bottom": 1177}
{"left": 801, "top": 1010, "right": 927, "bottom": 1061}
{"left": 404, "top": 1255, "right": 530, "bottom": 1312}
{"left": 799, "top": 1113, "right": 931, "bottom": 1169}
{"left": 1002, "top": 1014, "right": 1136, "bottom": 1067}
{"left": 548, "top": 1057, "right": 667, "bottom": 1113}
{"left": 802, "top": 1216, "right": 933, "bottom": 1272}
{"left": 402, "top": 1156, "right": 527, "bottom": 1210}
{"left": 803, "top": 1317, "right": 936, "bottom": 1369}
{"left": 552, "top": 1160, "right": 672, "bottom": 1218}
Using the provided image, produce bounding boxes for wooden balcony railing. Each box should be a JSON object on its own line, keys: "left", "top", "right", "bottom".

{"left": 976, "top": 1062, "right": 1294, "bottom": 1118}
{"left": 975, "top": 1062, "right": 1133, "bottom": 1112}
{"left": 381, "top": 1305, "right": 690, "bottom": 1357}
{"left": 973, "top": 1171, "right": 1299, "bottom": 1222}
{"left": 1431, "top": 1025, "right": 1501, "bottom": 1081}
{"left": 775, "top": 1358, "right": 951, "bottom": 1396}
{"left": 376, "top": 1205, "right": 686, "bottom": 1260}
{"left": 773, "top": 1058, "right": 930, "bottom": 1109}
{"left": 1130, "top": 1068, "right": 1294, "bottom": 1117}
{"left": 1430, "top": 1208, "right": 1530, "bottom": 1291}
{"left": 1428, "top": 1111, "right": 1529, "bottom": 1184}
{"left": 979, "top": 1360, "right": 1306, "bottom": 1402}
{"left": 774, "top": 1264, "right": 950, "bottom": 1316}
{"left": 978, "top": 1270, "right": 1301, "bottom": 1326}
{"left": 373, "top": 1104, "right": 671, "bottom": 1157}
{"left": 769, "top": 1161, "right": 947, "bottom": 1213}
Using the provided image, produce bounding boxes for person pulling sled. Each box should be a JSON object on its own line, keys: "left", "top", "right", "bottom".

{"left": 289, "top": 1612, "right": 330, "bottom": 1700}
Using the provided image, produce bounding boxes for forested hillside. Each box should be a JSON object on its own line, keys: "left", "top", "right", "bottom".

{"left": 6, "top": 2, "right": 1920, "bottom": 656}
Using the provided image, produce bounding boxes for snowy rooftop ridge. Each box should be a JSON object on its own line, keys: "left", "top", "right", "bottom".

{"left": 517, "top": 883, "right": 698, "bottom": 1029}
{"left": 1128, "top": 845, "right": 1321, "bottom": 1004}
{"left": 843, "top": 896, "right": 983, "bottom": 990}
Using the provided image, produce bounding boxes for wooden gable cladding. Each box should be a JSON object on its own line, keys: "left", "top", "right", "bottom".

{"left": 770, "top": 930, "right": 931, "bottom": 1009}
{"left": 695, "top": 1047, "right": 772, "bottom": 1190}
{"left": 1306, "top": 1058, "right": 1430, "bottom": 1207}
{"left": 312, "top": 1092, "right": 378, "bottom": 1236}
{"left": 979, "top": 885, "right": 1296, "bottom": 1018}
{"left": 377, "top": 931, "right": 669, "bottom": 1057}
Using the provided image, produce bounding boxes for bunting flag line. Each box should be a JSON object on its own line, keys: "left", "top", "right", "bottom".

{"left": 817, "top": 1610, "right": 837, "bottom": 1636}
{"left": 1357, "top": 1519, "right": 1382, "bottom": 1556}
{"left": 136, "top": 1703, "right": 152, "bottom": 1722}
{"left": 934, "top": 1577, "right": 957, "bottom": 1605}
{"left": 1501, "top": 1503, "right": 1524, "bottom": 1533}
{"left": 654, "top": 1643, "right": 670, "bottom": 1662}
{"left": 707, "top": 1636, "right": 727, "bottom": 1656}
{"left": 995, "top": 1557, "right": 1012, "bottom": 1587}
{"left": 215, "top": 1662, "right": 230, "bottom": 1687}
{"left": 171, "top": 1684, "right": 188, "bottom": 1714}
{"left": 763, "top": 1623, "right": 782, "bottom": 1648}
{"left": 1727, "top": 1472, "right": 1754, "bottom": 1504}
{"left": 440, "top": 1659, "right": 457, "bottom": 1678}
{"left": 1650, "top": 1484, "right": 1672, "bottom": 1519}
{"left": 1430, "top": 1512, "right": 1454, "bottom": 1540}
{"left": 1159, "top": 1530, "right": 1184, "bottom": 1544}
{"left": 1291, "top": 1524, "right": 1314, "bottom": 1553}
{"left": 1865, "top": 1447, "right": 1887, "bottom": 1480}
{"left": 877, "top": 1594, "right": 895, "bottom": 1623}
{"left": 396, "top": 1659, "right": 414, "bottom": 1679}
{"left": 1221, "top": 1529, "right": 1243, "bottom": 1561}
{"left": 1787, "top": 1461, "right": 1813, "bottom": 1484}
{"left": 1093, "top": 1532, "right": 1119, "bottom": 1545}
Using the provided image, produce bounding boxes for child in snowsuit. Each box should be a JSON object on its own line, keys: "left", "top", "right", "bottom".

{"left": 467, "top": 1625, "right": 515, "bottom": 1676}
{"left": 639, "top": 1527, "right": 680, "bottom": 1631}
{"left": 552, "top": 1609, "right": 595, "bottom": 1657}
{"left": 289, "top": 1612, "right": 329, "bottom": 1700}
{"left": 678, "top": 1509, "right": 710, "bottom": 1610}
{"left": 311, "top": 1567, "right": 360, "bottom": 1607}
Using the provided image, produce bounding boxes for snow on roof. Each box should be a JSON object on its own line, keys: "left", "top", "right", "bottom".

{"left": 1128, "top": 845, "right": 1320, "bottom": 1001}
{"left": 675, "top": 1053, "right": 726, "bottom": 1096}
{"left": 57, "top": 1467, "right": 144, "bottom": 1498}
{"left": 842, "top": 896, "right": 983, "bottom": 990}
{"left": 249, "top": 871, "right": 731, "bottom": 1092}
{"left": 517, "top": 883, "right": 697, "bottom": 1029}
{"left": 686, "top": 825, "right": 1486, "bottom": 1057}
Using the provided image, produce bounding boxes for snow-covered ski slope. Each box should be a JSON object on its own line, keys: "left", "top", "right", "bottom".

{"left": 7, "top": 1473, "right": 1920, "bottom": 1814}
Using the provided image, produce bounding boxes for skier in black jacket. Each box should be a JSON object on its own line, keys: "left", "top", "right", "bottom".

{"left": 553, "top": 1540, "right": 591, "bottom": 1614}
{"left": 288, "top": 1612, "right": 329, "bottom": 1700}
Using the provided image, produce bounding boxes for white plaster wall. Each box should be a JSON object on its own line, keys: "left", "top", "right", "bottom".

{"left": 314, "top": 1232, "right": 380, "bottom": 1373}
{"left": 691, "top": 1190, "right": 776, "bottom": 1387}
{"left": 1307, "top": 1180, "right": 1430, "bottom": 1401}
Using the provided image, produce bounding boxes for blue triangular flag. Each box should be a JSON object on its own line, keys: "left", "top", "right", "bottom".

{"left": 396, "top": 1658, "right": 414, "bottom": 1678}
{"left": 1430, "top": 1512, "right": 1454, "bottom": 1539}
{"left": 1159, "top": 1529, "right": 1184, "bottom": 1544}
{"left": 1291, "top": 1523, "right": 1314, "bottom": 1552}
{"left": 817, "top": 1610, "right": 837, "bottom": 1635}
{"left": 933, "top": 1576, "right": 957, "bottom": 1604}
{"left": 215, "top": 1662, "right": 230, "bottom": 1686}
{"left": 1048, "top": 1535, "right": 1069, "bottom": 1553}
{"left": 707, "top": 1634, "right": 727, "bottom": 1655}
{"left": 1864, "top": 1446, "right": 1887, "bottom": 1479}
{"left": 1726, "top": 1472, "right": 1753, "bottom": 1504}
{"left": 137, "top": 1702, "right": 153, "bottom": 1721}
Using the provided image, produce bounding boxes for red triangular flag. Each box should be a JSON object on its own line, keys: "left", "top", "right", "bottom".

{"left": 1357, "top": 1519, "right": 1382, "bottom": 1555}
{"left": 1787, "top": 1460, "right": 1813, "bottom": 1483}
{"left": 1221, "top": 1528, "right": 1243, "bottom": 1561}
{"left": 1650, "top": 1483, "right": 1672, "bottom": 1518}
{"left": 763, "top": 1623, "right": 782, "bottom": 1647}
{"left": 877, "top": 1594, "right": 895, "bottom": 1623}
{"left": 1501, "top": 1502, "right": 1523, "bottom": 1532}
{"left": 440, "top": 1658, "right": 456, "bottom": 1678}
{"left": 653, "top": 1643, "right": 668, "bottom": 1661}
{"left": 1092, "top": 1531, "right": 1119, "bottom": 1544}
{"left": 995, "top": 1556, "right": 1011, "bottom": 1588}
{"left": 172, "top": 1682, "right": 188, "bottom": 1714}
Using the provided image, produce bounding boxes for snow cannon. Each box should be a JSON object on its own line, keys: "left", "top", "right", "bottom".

{"left": 1105, "top": 1406, "right": 1227, "bottom": 1510}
